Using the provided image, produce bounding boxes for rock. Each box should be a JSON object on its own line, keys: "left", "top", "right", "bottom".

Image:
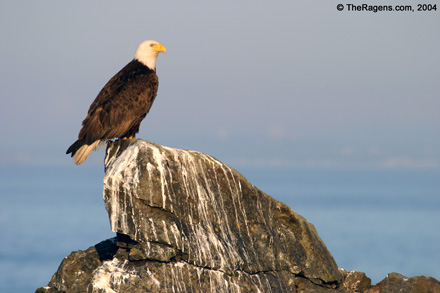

{"left": 339, "top": 269, "right": 372, "bottom": 292}
{"left": 35, "top": 239, "right": 112, "bottom": 292}
{"left": 37, "top": 139, "right": 440, "bottom": 292}
{"left": 103, "top": 139, "right": 342, "bottom": 290}
{"left": 41, "top": 139, "right": 342, "bottom": 292}
{"left": 365, "top": 272, "right": 440, "bottom": 293}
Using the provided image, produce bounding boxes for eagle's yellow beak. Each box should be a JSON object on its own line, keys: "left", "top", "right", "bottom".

{"left": 153, "top": 43, "right": 167, "bottom": 55}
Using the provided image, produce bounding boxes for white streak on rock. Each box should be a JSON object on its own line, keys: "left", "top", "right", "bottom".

{"left": 91, "top": 258, "right": 131, "bottom": 293}
{"left": 150, "top": 146, "right": 168, "bottom": 209}
{"left": 148, "top": 218, "right": 158, "bottom": 242}
{"left": 104, "top": 143, "right": 140, "bottom": 233}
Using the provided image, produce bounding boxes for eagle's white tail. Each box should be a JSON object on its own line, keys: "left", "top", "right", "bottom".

{"left": 73, "top": 140, "right": 106, "bottom": 165}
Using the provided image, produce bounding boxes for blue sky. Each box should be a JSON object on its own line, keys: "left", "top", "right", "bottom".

{"left": 1, "top": 1, "right": 439, "bottom": 169}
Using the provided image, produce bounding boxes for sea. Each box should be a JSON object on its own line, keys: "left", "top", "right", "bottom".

{"left": 0, "top": 165, "right": 439, "bottom": 292}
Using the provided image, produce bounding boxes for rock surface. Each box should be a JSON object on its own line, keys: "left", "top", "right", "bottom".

{"left": 364, "top": 273, "right": 440, "bottom": 293}
{"left": 37, "top": 139, "right": 440, "bottom": 292}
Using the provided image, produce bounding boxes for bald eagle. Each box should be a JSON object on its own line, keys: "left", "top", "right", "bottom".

{"left": 66, "top": 40, "right": 166, "bottom": 165}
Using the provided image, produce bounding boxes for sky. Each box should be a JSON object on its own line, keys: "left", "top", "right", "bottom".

{"left": 1, "top": 1, "right": 439, "bottom": 170}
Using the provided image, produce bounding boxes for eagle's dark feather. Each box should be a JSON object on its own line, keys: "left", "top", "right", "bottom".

{"left": 66, "top": 59, "right": 158, "bottom": 159}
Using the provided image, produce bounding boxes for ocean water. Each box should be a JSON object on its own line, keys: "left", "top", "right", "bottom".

{"left": 0, "top": 165, "right": 439, "bottom": 292}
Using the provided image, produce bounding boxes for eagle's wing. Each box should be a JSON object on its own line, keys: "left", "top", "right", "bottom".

{"left": 78, "top": 60, "right": 158, "bottom": 144}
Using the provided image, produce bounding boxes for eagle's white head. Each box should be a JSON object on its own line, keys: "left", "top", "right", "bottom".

{"left": 134, "top": 40, "right": 167, "bottom": 70}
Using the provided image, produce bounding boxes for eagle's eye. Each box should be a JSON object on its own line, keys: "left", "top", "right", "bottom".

{"left": 150, "top": 43, "right": 155, "bottom": 47}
